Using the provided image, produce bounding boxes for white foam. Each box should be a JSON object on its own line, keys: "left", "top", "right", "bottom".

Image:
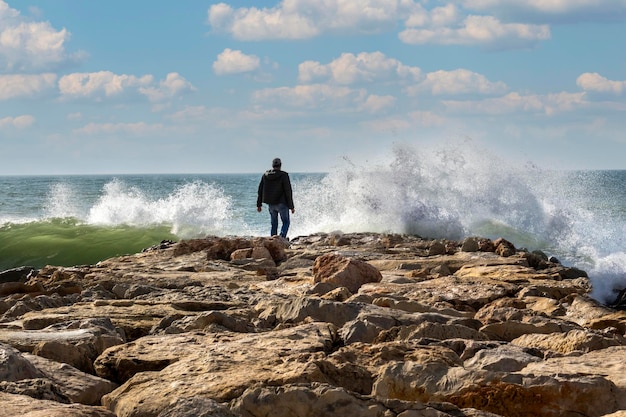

{"left": 85, "top": 179, "right": 235, "bottom": 238}
{"left": 292, "top": 140, "right": 626, "bottom": 303}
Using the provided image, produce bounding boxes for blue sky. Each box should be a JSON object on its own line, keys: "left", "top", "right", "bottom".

{"left": 1, "top": 0, "right": 625, "bottom": 175}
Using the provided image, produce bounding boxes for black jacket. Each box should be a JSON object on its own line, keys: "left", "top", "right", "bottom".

{"left": 257, "top": 169, "right": 294, "bottom": 209}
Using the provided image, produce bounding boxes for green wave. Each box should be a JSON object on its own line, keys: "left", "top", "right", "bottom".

{"left": 0, "top": 218, "right": 177, "bottom": 271}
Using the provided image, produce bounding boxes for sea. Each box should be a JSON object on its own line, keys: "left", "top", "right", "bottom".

{"left": 1, "top": 144, "right": 625, "bottom": 305}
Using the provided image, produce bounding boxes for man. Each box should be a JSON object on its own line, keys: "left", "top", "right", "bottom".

{"left": 257, "top": 157, "right": 295, "bottom": 239}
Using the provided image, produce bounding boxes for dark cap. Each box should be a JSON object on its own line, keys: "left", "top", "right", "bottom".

{"left": 272, "top": 158, "right": 282, "bottom": 168}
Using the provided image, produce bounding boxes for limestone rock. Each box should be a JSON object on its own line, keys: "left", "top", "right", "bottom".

{"left": 313, "top": 253, "right": 383, "bottom": 293}
{"left": 0, "top": 343, "right": 45, "bottom": 382}
{"left": 0, "top": 392, "right": 116, "bottom": 417}
{"left": 101, "top": 323, "right": 338, "bottom": 416}
{"left": 511, "top": 328, "right": 624, "bottom": 354}
{"left": 520, "top": 346, "right": 626, "bottom": 409}
{"left": 0, "top": 233, "right": 624, "bottom": 417}
{"left": 24, "top": 353, "right": 118, "bottom": 405}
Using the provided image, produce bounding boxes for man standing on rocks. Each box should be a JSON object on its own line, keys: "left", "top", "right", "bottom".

{"left": 257, "top": 157, "right": 295, "bottom": 239}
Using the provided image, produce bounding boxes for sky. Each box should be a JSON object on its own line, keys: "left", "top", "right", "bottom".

{"left": 0, "top": 0, "right": 625, "bottom": 175}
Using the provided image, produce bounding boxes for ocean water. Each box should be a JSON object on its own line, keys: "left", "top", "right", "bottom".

{"left": 0, "top": 143, "right": 625, "bottom": 305}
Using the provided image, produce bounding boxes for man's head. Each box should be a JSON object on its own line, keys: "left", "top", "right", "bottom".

{"left": 272, "top": 158, "right": 282, "bottom": 169}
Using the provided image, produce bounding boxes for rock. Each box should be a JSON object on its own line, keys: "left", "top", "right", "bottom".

{"left": 512, "top": 328, "right": 625, "bottom": 354}
{"left": 0, "top": 318, "right": 125, "bottom": 368}
{"left": 0, "top": 266, "right": 36, "bottom": 284}
{"left": 232, "top": 383, "right": 389, "bottom": 417}
{"left": 24, "top": 353, "right": 118, "bottom": 405}
{"left": 493, "top": 238, "right": 515, "bottom": 257}
{"left": 461, "top": 237, "right": 479, "bottom": 252}
{"left": 520, "top": 346, "right": 626, "bottom": 410}
{"left": 428, "top": 241, "right": 447, "bottom": 256}
{"left": 313, "top": 253, "right": 383, "bottom": 293}
{"left": 0, "top": 392, "right": 116, "bottom": 417}
{"left": 463, "top": 345, "right": 542, "bottom": 372}
{"left": 101, "top": 323, "right": 338, "bottom": 416}
{"left": 157, "top": 397, "right": 237, "bottom": 417}
{"left": 230, "top": 248, "right": 252, "bottom": 260}
{"left": 0, "top": 378, "right": 71, "bottom": 403}
{"left": 0, "top": 343, "right": 45, "bottom": 382}
{"left": 0, "top": 233, "right": 624, "bottom": 417}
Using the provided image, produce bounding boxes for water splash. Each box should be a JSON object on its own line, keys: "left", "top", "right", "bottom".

{"left": 292, "top": 140, "right": 626, "bottom": 304}
{"left": 86, "top": 179, "right": 235, "bottom": 238}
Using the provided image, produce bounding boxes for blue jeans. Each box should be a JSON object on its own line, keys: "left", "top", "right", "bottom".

{"left": 268, "top": 203, "right": 290, "bottom": 238}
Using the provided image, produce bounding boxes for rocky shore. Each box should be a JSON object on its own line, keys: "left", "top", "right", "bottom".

{"left": 0, "top": 233, "right": 625, "bottom": 417}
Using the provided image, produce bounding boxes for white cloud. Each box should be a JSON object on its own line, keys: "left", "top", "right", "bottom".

{"left": 208, "top": 2, "right": 318, "bottom": 40}
{"left": 213, "top": 49, "right": 260, "bottom": 75}
{"left": 0, "top": 73, "right": 56, "bottom": 99}
{"left": 361, "top": 94, "right": 396, "bottom": 112}
{"left": 73, "top": 121, "right": 166, "bottom": 135}
{"left": 253, "top": 83, "right": 368, "bottom": 109}
{"left": 405, "top": 4, "right": 460, "bottom": 28}
{"left": 362, "top": 110, "right": 446, "bottom": 132}
{"left": 406, "top": 69, "right": 508, "bottom": 95}
{"left": 208, "top": 1, "right": 553, "bottom": 49}
{"left": 138, "top": 72, "right": 196, "bottom": 101}
{"left": 577, "top": 73, "right": 626, "bottom": 95}
{"left": 299, "top": 51, "right": 421, "bottom": 85}
{"left": 208, "top": 0, "right": 414, "bottom": 40}
{"left": 457, "top": 0, "right": 626, "bottom": 22}
{"left": 67, "top": 112, "right": 82, "bottom": 121}
{"left": 0, "top": 0, "right": 81, "bottom": 71}
{"left": 58, "top": 71, "right": 154, "bottom": 100}
{"left": 399, "top": 14, "right": 550, "bottom": 48}
{"left": 0, "top": 114, "right": 34, "bottom": 129}
{"left": 443, "top": 91, "right": 587, "bottom": 115}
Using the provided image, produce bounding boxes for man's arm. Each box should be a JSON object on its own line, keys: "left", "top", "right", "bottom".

{"left": 284, "top": 174, "right": 294, "bottom": 211}
{"left": 256, "top": 177, "right": 264, "bottom": 210}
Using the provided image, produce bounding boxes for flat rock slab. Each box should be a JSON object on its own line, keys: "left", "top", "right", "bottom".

{"left": 102, "top": 322, "right": 338, "bottom": 417}
{"left": 0, "top": 392, "right": 116, "bottom": 417}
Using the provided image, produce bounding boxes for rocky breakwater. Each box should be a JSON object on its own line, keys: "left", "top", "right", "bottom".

{"left": 0, "top": 233, "right": 625, "bottom": 417}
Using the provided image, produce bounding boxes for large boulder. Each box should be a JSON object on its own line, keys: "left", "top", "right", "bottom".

{"left": 313, "top": 253, "right": 382, "bottom": 293}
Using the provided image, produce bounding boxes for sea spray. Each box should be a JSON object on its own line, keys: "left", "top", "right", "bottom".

{"left": 291, "top": 142, "right": 550, "bottom": 240}
{"left": 291, "top": 141, "right": 626, "bottom": 304}
{"left": 86, "top": 179, "right": 238, "bottom": 238}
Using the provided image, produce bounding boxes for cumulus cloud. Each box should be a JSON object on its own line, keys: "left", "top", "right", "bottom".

{"left": 0, "top": 73, "right": 56, "bottom": 99}
{"left": 0, "top": 114, "right": 35, "bottom": 129}
{"left": 208, "top": 0, "right": 413, "bottom": 41}
{"left": 406, "top": 69, "right": 508, "bottom": 96}
{"left": 253, "top": 83, "right": 367, "bottom": 109}
{"left": 298, "top": 51, "right": 421, "bottom": 85}
{"left": 443, "top": 91, "right": 587, "bottom": 115}
{"left": 361, "top": 94, "right": 396, "bottom": 112}
{"left": 138, "top": 72, "right": 196, "bottom": 101}
{"left": 207, "top": 1, "right": 554, "bottom": 49}
{"left": 400, "top": 14, "right": 550, "bottom": 48}
{"left": 208, "top": 3, "right": 318, "bottom": 40}
{"left": 577, "top": 73, "right": 626, "bottom": 95}
{"left": 58, "top": 71, "right": 153, "bottom": 100}
{"left": 213, "top": 49, "right": 260, "bottom": 75}
{"left": 457, "top": 0, "right": 626, "bottom": 23}
{"left": 0, "top": 0, "right": 82, "bottom": 71}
